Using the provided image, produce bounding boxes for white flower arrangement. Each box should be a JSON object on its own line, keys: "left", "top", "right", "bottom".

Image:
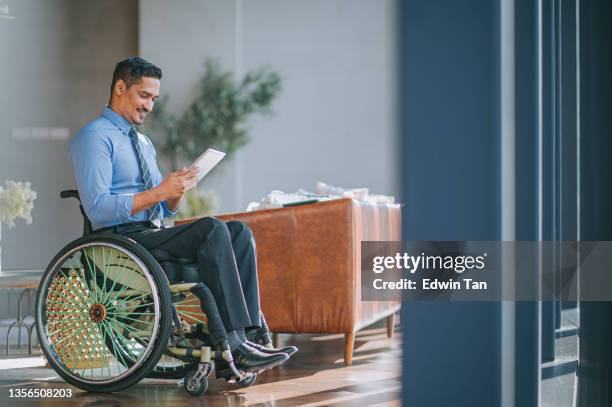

{"left": 0, "top": 180, "right": 37, "bottom": 228}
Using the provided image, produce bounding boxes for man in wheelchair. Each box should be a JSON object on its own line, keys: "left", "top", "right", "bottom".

{"left": 67, "top": 57, "right": 296, "bottom": 382}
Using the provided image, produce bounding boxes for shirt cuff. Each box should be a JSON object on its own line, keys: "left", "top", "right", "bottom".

{"left": 117, "top": 193, "right": 134, "bottom": 221}
{"left": 162, "top": 200, "right": 180, "bottom": 218}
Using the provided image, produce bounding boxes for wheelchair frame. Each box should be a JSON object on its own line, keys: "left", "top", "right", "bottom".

{"left": 34, "top": 191, "right": 260, "bottom": 396}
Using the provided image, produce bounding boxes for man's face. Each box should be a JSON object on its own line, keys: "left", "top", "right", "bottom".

{"left": 113, "top": 76, "right": 160, "bottom": 125}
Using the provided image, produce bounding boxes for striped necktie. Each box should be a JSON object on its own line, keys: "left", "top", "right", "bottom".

{"left": 128, "top": 126, "right": 161, "bottom": 223}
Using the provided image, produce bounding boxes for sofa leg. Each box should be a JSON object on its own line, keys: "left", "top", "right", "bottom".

{"left": 273, "top": 333, "right": 280, "bottom": 348}
{"left": 387, "top": 313, "right": 395, "bottom": 338}
{"left": 344, "top": 333, "right": 355, "bottom": 366}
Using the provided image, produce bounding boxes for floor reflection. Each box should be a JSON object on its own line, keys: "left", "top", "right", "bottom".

{"left": 0, "top": 317, "right": 401, "bottom": 406}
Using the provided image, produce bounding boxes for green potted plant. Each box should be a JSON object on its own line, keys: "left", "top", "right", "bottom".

{"left": 145, "top": 59, "right": 281, "bottom": 219}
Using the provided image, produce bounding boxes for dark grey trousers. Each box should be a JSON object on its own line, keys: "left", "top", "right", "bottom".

{"left": 114, "top": 217, "right": 261, "bottom": 333}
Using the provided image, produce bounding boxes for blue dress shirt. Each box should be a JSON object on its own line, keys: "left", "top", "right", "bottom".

{"left": 69, "top": 107, "right": 177, "bottom": 231}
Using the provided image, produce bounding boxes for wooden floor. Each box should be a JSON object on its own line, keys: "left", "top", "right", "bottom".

{"left": 0, "top": 319, "right": 402, "bottom": 406}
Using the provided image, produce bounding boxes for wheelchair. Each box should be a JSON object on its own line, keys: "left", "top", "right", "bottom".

{"left": 35, "top": 190, "right": 273, "bottom": 396}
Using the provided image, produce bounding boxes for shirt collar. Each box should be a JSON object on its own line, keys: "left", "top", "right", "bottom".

{"left": 101, "top": 106, "right": 134, "bottom": 135}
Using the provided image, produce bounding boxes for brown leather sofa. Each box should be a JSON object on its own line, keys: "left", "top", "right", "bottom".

{"left": 178, "top": 197, "right": 401, "bottom": 365}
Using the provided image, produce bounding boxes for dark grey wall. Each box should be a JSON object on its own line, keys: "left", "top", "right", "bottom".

{"left": 400, "top": 1, "right": 502, "bottom": 405}
{"left": 0, "top": 0, "right": 138, "bottom": 271}
{"left": 578, "top": 0, "right": 612, "bottom": 405}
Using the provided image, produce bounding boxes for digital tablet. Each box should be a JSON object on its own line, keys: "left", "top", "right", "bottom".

{"left": 189, "top": 148, "right": 226, "bottom": 182}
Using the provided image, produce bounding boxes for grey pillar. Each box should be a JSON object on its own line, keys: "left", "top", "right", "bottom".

{"left": 577, "top": 1, "right": 612, "bottom": 405}
{"left": 400, "top": 1, "right": 502, "bottom": 405}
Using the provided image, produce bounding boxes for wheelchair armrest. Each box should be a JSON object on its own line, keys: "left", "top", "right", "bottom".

{"left": 60, "top": 189, "right": 92, "bottom": 235}
{"left": 60, "top": 189, "right": 81, "bottom": 202}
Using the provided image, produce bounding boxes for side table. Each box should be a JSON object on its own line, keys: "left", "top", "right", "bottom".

{"left": 0, "top": 269, "right": 43, "bottom": 355}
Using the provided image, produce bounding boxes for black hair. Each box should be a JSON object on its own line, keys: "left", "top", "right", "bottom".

{"left": 110, "top": 57, "right": 162, "bottom": 95}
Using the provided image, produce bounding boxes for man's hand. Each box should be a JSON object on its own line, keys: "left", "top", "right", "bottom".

{"left": 158, "top": 167, "right": 199, "bottom": 199}
{"left": 130, "top": 167, "right": 199, "bottom": 216}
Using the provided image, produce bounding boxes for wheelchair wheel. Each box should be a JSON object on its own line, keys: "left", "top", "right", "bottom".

{"left": 148, "top": 290, "right": 211, "bottom": 379}
{"left": 100, "top": 320, "right": 198, "bottom": 380}
{"left": 93, "top": 306, "right": 193, "bottom": 380}
{"left": 104, "top": 286, "right": 211, "bottom": 380}
{"left": 35, "top": 233, "right": 173, "bottom": 393}
{"left": 184, "top": 369, "right": 208, "bottom": 396}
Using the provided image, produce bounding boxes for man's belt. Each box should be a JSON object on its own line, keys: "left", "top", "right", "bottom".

{"left": 94, "top": 220, "right": 161, "bottom": 234}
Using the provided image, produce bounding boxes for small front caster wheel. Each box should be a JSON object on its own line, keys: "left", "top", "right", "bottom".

{"left": 237, "top": 372, "right": 257, "bottom": 388}
{"left": 184, "top": 370, "right": 208, "bottom": 396}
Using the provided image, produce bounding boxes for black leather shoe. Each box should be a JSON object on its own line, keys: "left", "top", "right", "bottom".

{"left": 247, "top": 341, "right": 298, "bottom": 357}
{"left": 232, "top": 344, "right": 288, "bottom": 372}
{"left": 215, "top": 344, "right": 288, "bottom": 380}
{"left": 246, "top": 327, "right": 273, "bottom": 346}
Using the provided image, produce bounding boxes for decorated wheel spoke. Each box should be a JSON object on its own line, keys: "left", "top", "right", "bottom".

{"left": 44, "top": 298, "right": 88, "bottom": 312}
{"left": 47, "top": 284, "right": 90, "bottom": 310}
{"left": 105, "top": 294, "right": 153, "bottom": 313}
{"left": 106, "top": 321, "right": 145, "bottom": 367}
{"left": 81, "top": 248, "right": 99, "bottom": 304}
{"left": 176, "top": 310, "right": 208, "bottom": 325}
{"left": 100, "top": 252, "right": 131, "bottom": 304}
{"left": 40, "top": 241, "right": 162, "bottom": 385}
{"left": 100, "top": 322, "right": 130, "bottom": 371}
{"left": 106, "top": 315, "right": 152, "bottom": 340}
{"left": 52, "top": 321, "right": 91, "bottom": 347}
{"left": 52, "top": 267, "right": 94, "bottom": 308}
{"left": 68, "top": 324, "right": 93, "bottom": 371}
{"left": 47, "top": 319, "right": 89, "bottom": 340}
{"left": 98, "top": 320, "right": 113, "bottom": 377}
{"left": 106, "top": 313, "right": 154, "bottom": 326}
